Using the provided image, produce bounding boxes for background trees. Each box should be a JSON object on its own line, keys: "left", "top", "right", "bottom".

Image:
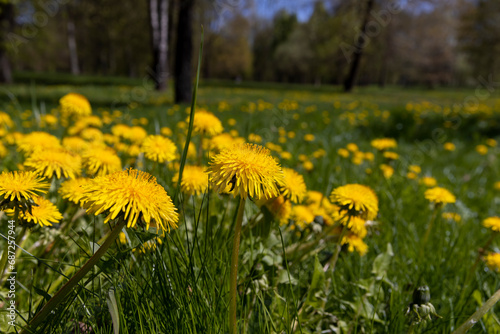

{"left": 1, "top": 0, "right": 498, "bottom": 90}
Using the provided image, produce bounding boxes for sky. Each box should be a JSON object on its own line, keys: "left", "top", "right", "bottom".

{"left": 254, "top": 0, "right": 317, "bottom": 22}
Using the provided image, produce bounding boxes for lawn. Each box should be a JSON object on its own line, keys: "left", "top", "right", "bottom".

{"left": 0, "top": 77, "right": 499, "bottom": 333}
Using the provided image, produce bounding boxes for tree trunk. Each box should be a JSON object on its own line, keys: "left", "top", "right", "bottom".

{"left": 0, "top": 3, "right": 14, "bottom": 84}
{"left": 343, "top": 0, "right": 375, "bottom": 92}
{"left": 149, "top": 0, "right": 169, "bottom": 91}
{"left": 175, "top": 0, "right": 194, "bottom": 103}
{"left": 67, "top": 19, "right": 80, "bottom": 75}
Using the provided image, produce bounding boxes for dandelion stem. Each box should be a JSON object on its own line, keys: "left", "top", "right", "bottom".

{"left": 23, "top": 217, "right": 126, "bottom": 333}
{"left": 230, "top": 196, "right": 246, "bottom": 334}
{"left": 452, "top": 288, "right": 500, "bottom": 334}
{"left": 420, "top": 207, "right": 438, "bottom": 258}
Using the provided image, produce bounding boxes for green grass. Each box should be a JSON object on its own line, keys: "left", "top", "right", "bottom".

{"left": 0, "top": 79, "right": 500, "bottom": 333}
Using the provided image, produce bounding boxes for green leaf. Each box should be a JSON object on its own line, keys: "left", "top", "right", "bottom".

{"left": 346, "top": 296, "right": 383, "bottom": 323}
{"left": 371, "top": 243, "right": 394, "bottom": 280}
{"left": 107, "top": 289, "right": 120, "bottom": 334}
{"left": 305, "top": 255, "right": 326, "bottom": 309}
{"left": 33, "top": 286, "right": 52, "bottom": 302}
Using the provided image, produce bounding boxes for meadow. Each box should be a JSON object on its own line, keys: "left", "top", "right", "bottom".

{"left": 0, "top": 76, "right": 500, "bottom": 333}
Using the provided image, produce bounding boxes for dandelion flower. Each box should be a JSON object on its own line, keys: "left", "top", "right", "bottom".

{"left": 0, "top": 171, "right": 49, "bottom": 202}
{"left": 442, "top": 212, "right": 461, "bottom": 223}
{"left": 424, "top": 187, "right": 456, "bottom": 205}
{"left": 420, "top": 176, "right": 437, "bottom": 187}
{"left": 81, "top": 169, "right": 179, "bottom": 231}
{"left": 291, "top": 205, "right": 315, "bottom": 229}
{"left": 443, "top": 142, "right": 456, "bottom": 151}
{"left": 6, "top": 196, "right": 62, "bottom": 227}
{"left": 383, "top": 151, "right": 399, "bottom": 160}
{"left": 486, "top": 139, "right": 497, "bottom": 147}
{"left": 59, "top": 93, "right": 92, "bottom": 118}
{"left": 280, "top": 168, "right": 307, "bottom": 203}
{"left": 341, "top": 234, "right": 368, "bottom": 256}
{"left": 371, "top": 138, "right": 397, "bottom": 151}
{"left": 207, "top": 143, "right": 284, "bottom": 199}
{"left": 172, "top": 165, "right": 208, "bottom": 196}
{"left": 80, "top": 128, "right": 104, "bottom": 143}
{"left": 485, "top": 253, "right": 500, "bottom": 271}
{"left": 266, "top": 195, "right": 291, "bottom": 225}
{"left": 59, "top": 178, "right": 89, "bottom": 205}
{"left": 24, "top": 149, "right": 81, "bottom": 179}
{"left": 17, "top": 131, "right": 61, "bottom": 154}
{"left": 342, "top": 216, "right": 368, "bottom": 238}
{"left": 476, "top": 144, "right": 488, "bottom": 155}
{"left": 330, "top": 184, "right": 378, "bottom": 220}
{"left": 0, "top": 142, "right": 7, "bottom": 158}
{"left": 483, "top": 217, "right": 500, "bottom": 232}
{"left": 124, "top": 126, "right": 148, "bottom": 144}
{"left": 0, "top": 111, "right": 14, "bottom": 129}
{"left": 304, "top": 134, "right": 315, "bottom": 142}
{"left": 82, "top": 146, "right": 122, "bottom": 177}
{"left": 63, "top": 136, "right": 90, "bottom": 154}
{"left": 141, "top": 135, "right": 177, "bottom": 163}
{"left": 338, "top": 148, "right": 349, "bottom": 158}
{"left": 346, "top": 143, "right": 359, "bottom": 152}
{"left": 192, "top": 110, "right": 223, "bottom": 136}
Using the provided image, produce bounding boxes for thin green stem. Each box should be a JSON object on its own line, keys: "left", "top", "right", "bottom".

{"left": 452, "top": 288, "right": 500, "bottom": 334}
{"left": 420, "top": 207, "right": 438, "bottom": 258}
{"left": 23, "top": 217, "right": 126, "bottom": 333}
{"left": 230, "top": 196, "right": 246, "bottom": 334}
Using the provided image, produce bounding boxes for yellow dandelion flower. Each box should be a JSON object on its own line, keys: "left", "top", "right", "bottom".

{"left": 352, "top": 151, "right": 364, "bottom": 165}
{"left": 280, "top": 151, "right": 292, "bottom": 160}
{"left": 40, "top": 114, "right": 58, "bottom": 129}
{"left": 420, "top": 176, "right": 437, "bottom": 187}
{"left": 267, "top": 195, "right": 292, "bottom": 225}
{"left": 407, "top": 172, "right": 418, "bottom": 180}
{"left": 207, "top": 143, "right": 284, "bottom": 199}
{"left": 161, "top": 127, "right": 173, "bottom": 137}
{"left": 0, "top": 171, "right": 49, "bottom": 202}
{"left": 424, "top": 187, "right": 456, "bottom": 205}
{"left": 24, "top": 149, "right": 81, "bottom": 179}
{"left": 346, "top": 143, "right": 359, "bottom": 152}
{"left": 248, "top": 133, "right": 262, "bottom": 143}
{"left": 59, "top": 178, "right": 89, "bottom": 205}
{"left": 495, "top": 181, "right": 500, "bottom": 191}
{"left": 59, "top": 93, "right": 92, "bottom": 118}
{"left": 341, "top": 234, "right": 368, "bottom": 256}
{"left": 81, "top": 169, "right": 179, "bottom": 231}
{"left": 192, "top": 110, "right": 223, "bottom": 136}
{"left": 124, "top": 126, "right": 148, "bottom": 144}
{"left": 280, "top": 168, "right": 307, "bottom": 203}
{"left": 141, "top": 135, "right": 177, "bottom": 163}
{"left": 383, "top": 151, "right": 399, "bottom": 160}
{"left": 370, "top": 138, "right": 397, "bottom": 151}
{"left": 172, "top": 165, "right": 208, "bottom": 196}
{"left": 80, "top": 127, "right": 104, "bottom": 143}
{"left": 0, "top": 142, "right": 7, "bottom": 158}
{"left": 6, "top": 196, "right": 62, "bottom": 227}
{"left": 210, "top": 133, "right": 240, "bottom": 152}
{"left": 128, "top": 144, "right": 142, "bottom": 157}
{"left": 363, "top": 152, "right": 375, "bottom": 161}
{"left": 409, "top": 165, "right": 421, "bottom": 174}
{"left": 111, "top": 124, "right": 130, "bottom": 138}
{"left": 119, "top": 231, "right": 127, "bottom": 244}
{"left": 0, "top": 111, "right": 14, "bottom": 129}
{"left": 228, "top": 118, "right": 237, "bottom": 126}
{"left": 63, "top": 136, "right": 91, "bottom": 154}
{"left": 303, "top": 160, "right": 314, "bottom": 172}
{"left": 304, "top": 134, "right": 315, "bottom": 142}
{"left": 338, "top": 148, "right": 350, "bottom": 158}
{"left": 17, "top": 131, "right": 61, "bottom": 154}
{"left": 380, "top": 164, "right": 394, "bottom": 179}
{"left": 298, "top": 154, "right": 308, "bottom": 162}
{"left": 291, "top": 205, "right": 315, "bottom": 229}
{"left": 485, "top": 253, "right": 500, "bottom": 271}
{"left": 330, "top": 184, "right": 379, "bottom": 220}
{"left": 443, "top": 142, "right": 456, "bottom": 151}
{"left": 486, "top": 138, "right": 497, "bottom": 147}
{"left": 483, "top": 217, "right": 500, "bottom": 232}
{"left": 342, "top": 216, "right": 367, "bottom": 238}
{"left": 136, "top": 237, "right": 163, "bottom": 254}
{"left": 82, "top": 146, "right": 122, "bottom": 177}
{"left": 476, "top": 144, "right": 488, "bottom": 155}
{"left": 266, "top": 142, "right": 282, "bottom": 153}
{"left": 442, "top": 212, "right": 461, "bottom": 223}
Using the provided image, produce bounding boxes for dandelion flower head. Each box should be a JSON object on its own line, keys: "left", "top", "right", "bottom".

{"left": 141, "top": 135, "right": 177, "bottom": 163}
{"left": 424, "top": 187, "right": 456, "bottom": 205}
{"left": 0, "top": 171, "right": 49, "bottom": 202}
{"left": 483, "top": 217, "right": 500, "bottom": 232}
{"left": 81, "top": 169, "right": 179, "bottom": 231}
{"left": 330, "top": 184, "right": 378, "bottom": 220}
{"left": 192, "top": 109, "right": 223, "bottom": 137}
{"left": 59, "top": 178, "right": 89, "bottom": 205}
{"left": 59, "top": 93, "right": 92, "bottom": 118}
{"left": 24, "top": 149, "right": 81, "bottom": 179}
{"left": 207, "top": 143, "right": 284, "bottom": 199}
{"left": 172, "top": 165, "right": 208, "bottom": 196}
{"left": 280, "top": 168, "right": 307, "bottom": 203}
{"left": 6, "top": 196, "right": 62, "bottom": 227}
